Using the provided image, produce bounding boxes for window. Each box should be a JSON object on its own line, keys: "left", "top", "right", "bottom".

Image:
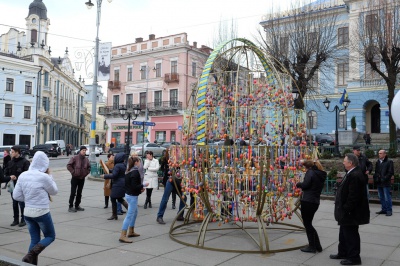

{"left": 170, "top": 89, "right": 178, "bottom": 106}
{"left": 338, "top": 27, "right": 349, "bottom": 46}
{"left": 155, "top": 63, "right": 161, "bottom": 78}
{"left": 140, "top": 66, "right": 147, "bottom": 79}
{"left": 170, "top": 131, "right": 176, "bottom": 142}
{"left": 127, "top": 67, "right": 132, "bottom": 81}
{"left": 113, "top": 95, "right": 119, "bottom": 109}
{"left": 25, "top": 81, "right": 32, "bottom": 94}
{"left": 154, "top": 91, "right": 162, "bottom": 107}
{"left": 111, "top": 132, "right": 121, "bottom": 144}
{"left": 365, "top": 59, "right": 380, "bottom": 79}
{"left": 126, "top": 94, "right": 133, "bottom": 108}
{"left": 24, "top": 106, "right": 31, "bottom": 119}
{"left": 171, "top": 61, "right": 177, "bottom": 73}
{"left": 307, "top": 111, "right": 317, "bottom": 129}
{"left": 280, "top": 36, "right": 289, "bottom": 52}
{"left": 140, "top": 92, "right": 146, "bottom": 109}
{"left": 44, "top": 72, "right": 49, "bottom": 86}
{"left": 365, "top": 14, "right": 378, "bottom": 35}
{"left": 3, "top": 134, "right": 15, "bottom": 145}
{"left": 31, "top": 29, "right": 37, "bottom": 43}
{"left": 136, "top": 131, "right": 144, "bottom": 143}
{"left": 192, "top": 62, "right": 197, "bottom": 77}
{"left": 6, "top": 78, "right": 14, "bottom": 92}
{"left": 114, "top": 69, "right": 120, "bottom": 81}
{"left": 43, "top": 97, "right": 50, "bottom": 111}
{"left": 156, "top": 131, "right": 166, "bottom": 142}
{"left": 337, "top": 63, "right": 349, "bottom": 85}
{"left": 5, "top": 104, "right": 12, "bottom": 117}
{"left": 339, "top": 110, "right": 346, "bottom": 129}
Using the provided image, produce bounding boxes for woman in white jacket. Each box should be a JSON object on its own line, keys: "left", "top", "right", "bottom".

{"left": 143, "top": 151, "right": 160, "bottom": 209}
{"left": 13, "top": 151, "right": 58, "bottom": 265}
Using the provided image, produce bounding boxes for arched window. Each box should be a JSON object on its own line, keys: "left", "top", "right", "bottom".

{"left": 31, "top": 29, "right": 37, "bottom": 43}
{"left": 307, "top": 110, "right": 317, "bottom": 129}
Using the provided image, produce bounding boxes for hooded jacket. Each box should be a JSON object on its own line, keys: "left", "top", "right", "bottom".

{"left": 12, "top": 151, "right": 58, "bottom": 209}
{"left": 296, "top": 167, "right": 327, "bottom": 204}
{"left": 104, "top": 152, "right": 126, "bottom": 198}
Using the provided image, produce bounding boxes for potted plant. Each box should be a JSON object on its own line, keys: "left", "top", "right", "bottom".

{"left": 351, "top": 116, "right": 356, "bottom": 132}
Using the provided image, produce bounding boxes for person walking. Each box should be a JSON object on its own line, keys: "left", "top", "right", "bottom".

{"left": 352, "top": 146, "right": 373, "bottom": 199}
{"left": 143, "top": 151, "right": 160, "bottom": 209}
{"left": 363, "top": 132, "right": 371, "bottom": 146}
{"left": 4, "top": 146, "right": 30, "bottom": 227}
{"left": 101, "top": 152, "right": 129, "bottom": 220}
{"left": 119, "top": 156, "right": 149, "bottom": 243}
{"left": 66, "top": 144, "right": 71, "bottom": 157}
{"left": 159, "top": 149, "right": 176, "bottom": 209}
{"left": 330, "top": 153, "right": 370, "bottom": 265}
{"left": 374, "top": 149, "right": 394, "bottom": 216}
{"left": 296, "top": 160, "right": 326, "bottom": 253}
{"left": 103, "top": 153, "right": 115, "bottom": 209}
{"left": 12, "top": 151, "right": 58, "bottom": 265}
{"left": 66, "top": 146, "right": 90, "bottom": 213}
{"left": 2, "top": 148, "right": 11, "bottom": 189}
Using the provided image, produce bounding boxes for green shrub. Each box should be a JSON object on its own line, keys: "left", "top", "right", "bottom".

{"left": 321, "top": 150, "right": 332, "bottom": 159}
{"left": 351, "top": 116, "right": 356, "bottom": 130}
{"left": 365, "top": 149, "right": 375, "bottom": 158}
{"left": 388, "top": 148, "right": 397, "bottom": 158}
{"left": 342, "top": 148, "right": 352, "bottom": 157}
{"left": 327, "top": 168, "right": 338, "bottom": 180}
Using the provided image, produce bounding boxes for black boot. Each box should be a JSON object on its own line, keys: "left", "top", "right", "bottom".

{"left": 104, "top": 196, "right": 109, "bottom": 209}
{"left": 107, "top": 203, "right": 118, "bottom": 220}
{"left": 144, "top": 197, "right": 149, "bottom": 209}
{"left": 122, "top": 200, "right": 129, "bottom": 211}
{"left": 172, "top": 192, "right": 176, "bottom": 209}
{"left": 148, "top": 198, "right": 152, "bottom": 208}
{"left": 22, "top": 243, "right": 46, "bottom": 265}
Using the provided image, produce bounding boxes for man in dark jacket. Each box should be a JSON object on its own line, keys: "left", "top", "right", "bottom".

{"left": 67, "top": 146, "right": 90, "bottom": 213}
{"left": 1, "top": 148, "right": 11, "bottom": 189}
{"left": 374, "top": 150, "right": 394, "bottom": 216}
{"left": 331, "top": 153, "right": 369, "bottom": 265}
{"left": 4, "top": 146, "right": 30, "bottom": 226}
{"left": 352, "top": 146, "right": 373, "bottom": 197}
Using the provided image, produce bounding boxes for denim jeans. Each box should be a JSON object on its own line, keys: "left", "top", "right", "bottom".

{"left": 122, "top": 194, "right": 138, "bottom": 230}
{"left": 24, "top": 212, "right": 56, "bottom": 251}
{"left": 117, "top": 202, "right": 122, "bottom": 213}
{"left": 377, "top": 186, "right": 392, "bottom": 213}
{"left": 157, "top": 180, "right": 186, "bottom": 218}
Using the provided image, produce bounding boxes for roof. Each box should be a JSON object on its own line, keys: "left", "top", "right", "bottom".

{"left": 28, "top": 0, "right": 47, "bottom": 20}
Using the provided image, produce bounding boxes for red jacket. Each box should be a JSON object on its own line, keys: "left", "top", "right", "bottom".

{"left": 67, "top": 154, "right": 91, "bottom": 179}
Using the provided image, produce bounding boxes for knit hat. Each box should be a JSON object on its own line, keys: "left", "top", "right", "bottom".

{"left": 353, "top": 146, "right": 361, "bottom": 151}
{"left": 80, "top": 145, "right": 87, "bottom": 151}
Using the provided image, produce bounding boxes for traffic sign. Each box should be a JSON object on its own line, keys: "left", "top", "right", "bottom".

{"left": 132, "top": 121, "right": 156, "bottom": 126}
{"left": 178, "top": 125, "right": 182, "bottom": 131}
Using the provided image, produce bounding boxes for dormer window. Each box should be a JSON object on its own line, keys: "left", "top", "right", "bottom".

{"left": 32, "top": 18, "right": 36, "bottom": 24}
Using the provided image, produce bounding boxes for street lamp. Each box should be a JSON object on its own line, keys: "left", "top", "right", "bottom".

{"left": 139, "top": 66, "right": 156, "bottom": 157}
{"left": 85, "top": 0, "right": 112, "bottom": 166}
{"left": 119, "top": 106, "right": 141, "bottom": 156}
{"left": 323, "top": 96, "right": 351, "bottom": 157}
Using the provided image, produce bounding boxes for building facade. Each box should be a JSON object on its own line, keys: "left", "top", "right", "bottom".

{"left": 0, "top": 0, "right": 90, "bottom": 147}
{"left": 100, "top": 33, "right": 211, "bottom": 146}
{"left": 260, "top": 0, "right": 399, "bottom": 139}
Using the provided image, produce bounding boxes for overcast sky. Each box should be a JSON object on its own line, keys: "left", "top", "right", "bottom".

{"left": 0, "top": 0, "right": 294, "bottom": 87}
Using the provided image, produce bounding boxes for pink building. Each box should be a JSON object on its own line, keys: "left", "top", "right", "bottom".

{"left": 99, "top": 33, "right": 211, "bottom": 146}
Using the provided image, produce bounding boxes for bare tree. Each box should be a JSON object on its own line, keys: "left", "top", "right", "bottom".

{"left": 256, "top": 1, "right": 340, "bottom": 109}
{"left": 354, "top": 0, "right": 400, "bottom": 149}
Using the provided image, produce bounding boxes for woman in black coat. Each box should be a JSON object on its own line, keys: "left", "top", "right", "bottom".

{"left": 101, "top": 152, "right": 128, "bottom": 220}
{"left": 296, "top": 160, "right": 327, "bottom": 253}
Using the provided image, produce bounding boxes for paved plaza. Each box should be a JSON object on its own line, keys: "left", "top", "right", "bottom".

{"left": 0, "top": 167, "right": 399, "bottom": 266}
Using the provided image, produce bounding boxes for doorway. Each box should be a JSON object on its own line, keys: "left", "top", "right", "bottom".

{"left": 371, "top": 104, "right": 381, "bottom": 133}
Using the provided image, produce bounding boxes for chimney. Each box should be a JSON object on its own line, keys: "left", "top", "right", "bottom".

{"left": 135, "top": 37, "right": 143, "bottom": 43}
{"left": 149, "top": 34, "right": 155, "bottom": 40}
{"left": 193, "top": 41, "right": 197, "bottom": 48}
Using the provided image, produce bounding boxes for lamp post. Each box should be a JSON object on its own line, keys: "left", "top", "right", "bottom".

{"left": 323, "top": 96, "right": 351, "bottom": 157}
{"left": 85, "top": 0, "right": 112, "bottom": 165}
{"left": 119, "top": 106, "right": 141, "bottom": 156}
{"left": 139, "top": 66, "right": 155, "bottom": 157}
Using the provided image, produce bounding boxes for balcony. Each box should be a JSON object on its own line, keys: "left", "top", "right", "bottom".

{"left": 108, "top": 80, "right": 121, "bottom": 90}
{"left": 98, "top": 104, "right": 141, "bottom": 116}
{"left": 147, "top": 101, "right": 182, "bottom": 113}
{"left": 164, "top": 73, "right": 179, "bottom": 84}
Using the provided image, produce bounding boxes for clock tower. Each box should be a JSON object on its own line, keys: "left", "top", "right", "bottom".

{"left": 26, "top": 0, "right": 50, "bottom": 51}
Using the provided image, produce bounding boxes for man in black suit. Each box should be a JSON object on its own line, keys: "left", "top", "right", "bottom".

{"left": 330, "top": 153, "right": 370, "bottom": 265}
{"left": 374, "top": 149, "right": 394, "bottom": 216}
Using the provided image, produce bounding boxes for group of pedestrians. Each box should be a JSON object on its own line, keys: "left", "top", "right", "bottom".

{"left": 0, "top": 143, "right": 396, "bottom": 265}
{"left": 296, "top": 147, "right": 394, "bottom": 266}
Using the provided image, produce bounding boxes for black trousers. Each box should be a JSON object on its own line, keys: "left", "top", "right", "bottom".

{"left": 301, "top": 201, "right": 321, "bottom": 249}
{"left": 11, "top": 192, "right": 25, "bottom": 221}
{"left": 338, "top": 225, "right": 361, "bottom": 261}
{"left": 69, "top": 178, "right": 85, "bottom": 208}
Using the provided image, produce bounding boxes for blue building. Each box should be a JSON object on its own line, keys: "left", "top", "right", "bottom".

{"left": 260, "top": 0, "right": 399, "bottom": 145}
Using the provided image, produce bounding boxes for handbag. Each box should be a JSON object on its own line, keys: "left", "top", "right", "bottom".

{"left": 7, "top": 181, "right": 14, "bottom": 193}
